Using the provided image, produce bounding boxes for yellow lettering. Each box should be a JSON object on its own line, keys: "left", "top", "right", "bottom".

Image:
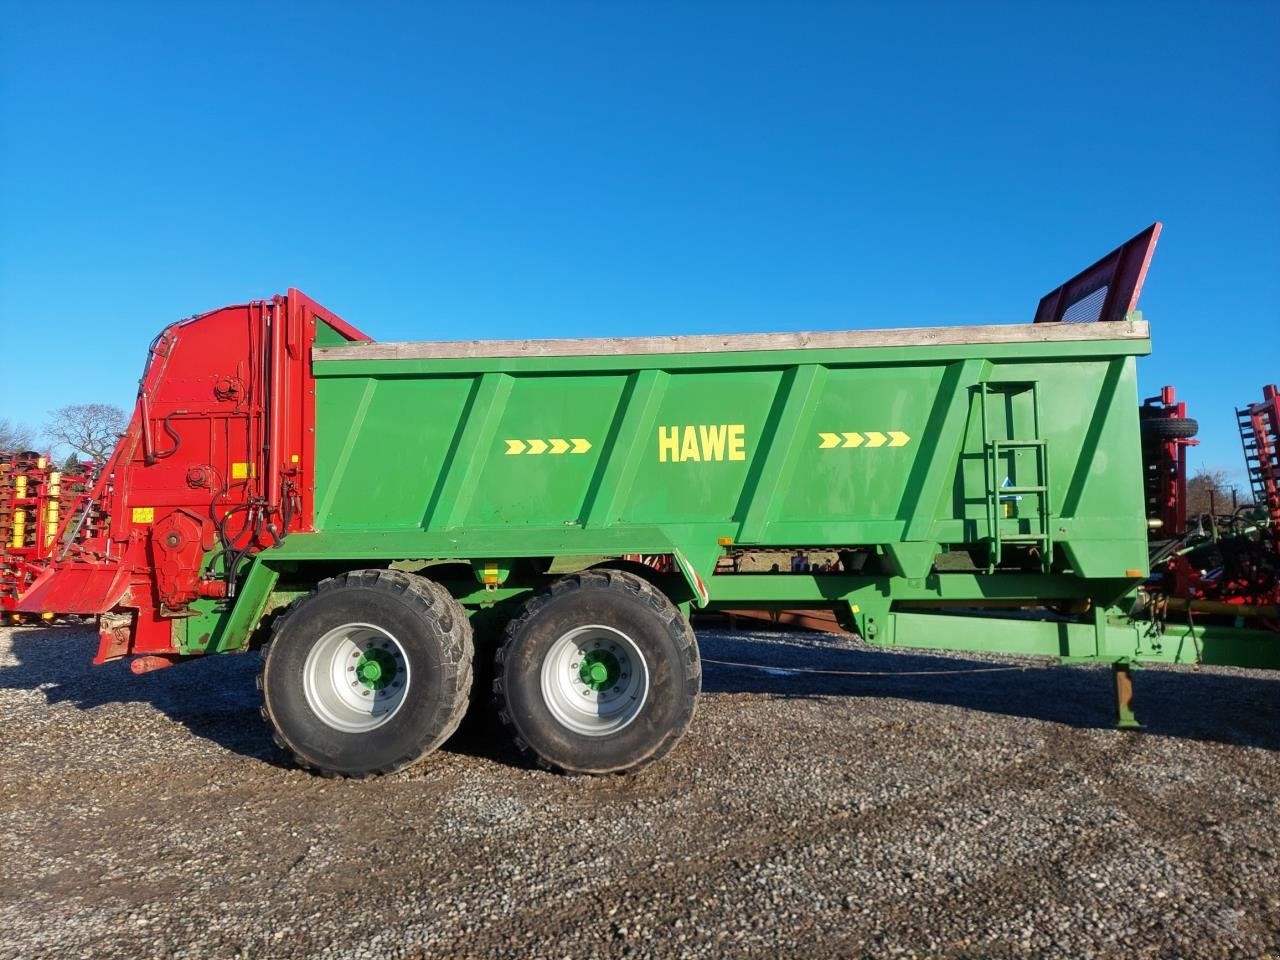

{"left": 658, "top": 424, "right": 748, "bottom": 462}
{"left": 699, "top": 424, "right": 727, "bottom": 461}
{"left": 658, "top": 426, "right": 679, "bottom": 463}
{"left": 728, "top": 424, "right": 746, "bottom": 461}
{"left": 680, "top": 426, "right": 701, "bottom": 462}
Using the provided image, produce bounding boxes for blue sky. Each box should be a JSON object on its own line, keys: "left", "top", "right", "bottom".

{"left": 2, "top": 1, "right": 1277, "bottom": 487}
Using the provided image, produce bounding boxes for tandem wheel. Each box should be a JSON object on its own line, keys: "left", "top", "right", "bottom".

{"left": 494, "top": 569, "right": 701, "bottom": 775}
{"left": 259, "top": 569, "right": 474, "bottom": 778}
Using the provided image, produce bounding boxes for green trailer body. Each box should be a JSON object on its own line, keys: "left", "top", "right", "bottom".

{"left": 295, "top": 321, "right": 1146, "bottom": 583}
{"left": 309, "top": 321, "right": 1149, "bottom": 583}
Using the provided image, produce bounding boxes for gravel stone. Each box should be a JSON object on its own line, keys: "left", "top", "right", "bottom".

{"left": 0, "top": 622, "right": 1277, "bottom": 959}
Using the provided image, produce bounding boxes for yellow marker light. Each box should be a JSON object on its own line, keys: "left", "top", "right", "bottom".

{"left": 717, "top": 537, "right": 734, "bottom": 546}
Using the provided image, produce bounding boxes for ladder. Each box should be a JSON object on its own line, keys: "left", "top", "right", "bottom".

{"left": 980, "top": 383, "right": 1053, "bottom": 573}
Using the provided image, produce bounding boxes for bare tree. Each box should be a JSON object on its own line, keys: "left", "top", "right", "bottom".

{"left": 1186, "top": 467, "right": 1241, "bottom": 518}
{"left": 0, "top": 417, "right": 36, "bottom": 450}
{"left": 44, "top": 404, "right": 127, "bottom": 464}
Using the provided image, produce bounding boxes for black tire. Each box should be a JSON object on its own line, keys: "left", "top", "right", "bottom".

{"left": 456, "top": 607, "right": 506, "bottom": 737}
{"left": 1141, "top": 416, "right": 1198, "bottom": 440}
{"left": 259, "top": 569, "right": 473, "bottom": 778}
{"left": 494, "top": 569, "right": 700, "bottom": 775}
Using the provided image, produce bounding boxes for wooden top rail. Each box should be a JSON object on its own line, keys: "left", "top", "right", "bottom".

{"left": 314, "top": 319, "right": 1149, "bottom": 362}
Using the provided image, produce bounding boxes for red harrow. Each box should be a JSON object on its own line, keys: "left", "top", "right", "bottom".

{"left": 0, "top": 453, "right": 98, "bottom": 622}
{"left": 1147, "top": 385, "right": 1280, "bottom": 632}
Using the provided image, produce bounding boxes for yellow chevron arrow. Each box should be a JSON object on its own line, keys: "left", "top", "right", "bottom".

{"left": 527, "top": 438, "right": 548, "bottom": 455}
{"left": 864, "top": 431, "right": 887, "bottom": 448}
{"left": 504, "top": 439, "right": 527, "bottom": 455}
{"left": 888, "top": 430, "right": 911, "bottom": 447}
{"left": 842, "top": 432, "right": 864, "bottom": 448}
{"left": 571, "top": 438, "right": 592, "bottom": 454}
{"left": 819, "top": 432, "right": 841, "bottom": 449}
{"left": 549, "top": 438, "right": 570, "bottom": 455}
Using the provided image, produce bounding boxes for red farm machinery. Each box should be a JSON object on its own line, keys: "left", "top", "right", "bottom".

{"left": 0, "top": 452, "right": 98, "bottom": 622}
{"left": 1135, "top": 385, "right": 1279, "bottom": 635}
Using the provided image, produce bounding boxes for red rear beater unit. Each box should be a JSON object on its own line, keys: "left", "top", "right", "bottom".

{"left": 15, "top": 290, "right": 370, "bottom": 662}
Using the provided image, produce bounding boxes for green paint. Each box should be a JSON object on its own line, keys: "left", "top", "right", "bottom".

{"left": 578, "top": 649, "right": 620, "bottom": 691}
{"left": 1113, "top": 663, "right": 1141, "bottom": 730}
{"left": 309, "top": 333, "right": 1150, "bottom": 589}
{"left": 357, "top": 648, "right": 397, "bottom": 690}
{"left": 171, "top": 557, "right": 279, "bottom": 655}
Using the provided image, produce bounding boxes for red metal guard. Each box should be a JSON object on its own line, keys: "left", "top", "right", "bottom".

{"left": 1034, "top": 223, "right": 1161, "bottom": 324}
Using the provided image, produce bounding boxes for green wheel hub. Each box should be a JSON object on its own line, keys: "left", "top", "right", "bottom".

{"left": 356, "top": 647, "right": 397, "bottom": 690}
{"left": 578, "top": 649, "right": 620, "bottom": 692}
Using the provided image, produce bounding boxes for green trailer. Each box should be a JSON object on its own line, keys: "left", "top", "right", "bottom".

{"left": 20, "top": 224, "right": 1278, "bottom": 777}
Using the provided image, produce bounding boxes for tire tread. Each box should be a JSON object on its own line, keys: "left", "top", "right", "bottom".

{"left": 259, "top": 568, "right": 473, "bottom": 778}
{"left": 493, "top": 568, "right": 700, "bottom": 775}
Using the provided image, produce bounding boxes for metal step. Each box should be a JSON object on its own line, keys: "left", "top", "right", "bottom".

{"left": 993, "top": 439, "right": 1048, "bottom": 449}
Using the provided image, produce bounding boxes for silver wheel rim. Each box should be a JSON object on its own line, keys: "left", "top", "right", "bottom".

{"left": 303, "top": 622, "right": 410, "bottom": 733}
{"left": 540, "top": 624, "right": 649, "bottom": 737}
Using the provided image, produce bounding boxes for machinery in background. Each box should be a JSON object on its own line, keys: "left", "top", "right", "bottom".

{"left": 1240, "top": 385, "right": 1280, "bottom": 528}
{"left": 1139, "top": 386, "right": 1199, "bottom": 538}
{"left": 1125, "top": 383, "right": 1277, "bottom": 635}
{"left": 0, "top": 452, "right": 98, "bottom": 622}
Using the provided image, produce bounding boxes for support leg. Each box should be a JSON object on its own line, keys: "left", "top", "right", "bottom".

{"left": 1113, "top": 662, "right": 1141, "bottom": 730}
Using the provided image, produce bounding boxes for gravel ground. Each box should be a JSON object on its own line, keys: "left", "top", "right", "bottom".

{"left": 1, "top": 621, "right": 1277, "bottom": 960}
